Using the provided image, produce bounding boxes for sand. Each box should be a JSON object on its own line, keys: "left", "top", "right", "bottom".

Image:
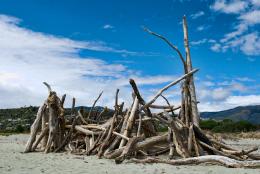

{"left": 0, "top": 134, "right": 260, "bottom": 174}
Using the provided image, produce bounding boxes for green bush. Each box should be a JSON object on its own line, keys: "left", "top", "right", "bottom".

{"left": 200, "top": 119, "right": 219, "bottom": 130}
{"left": 15, "top": 125, "right": 25, "bottom": 133}
{"left": 233, "top": 120, "right": 257, "bottom": 132}
{"left": 200, "top": 119, "right": 257, "bottom": 133}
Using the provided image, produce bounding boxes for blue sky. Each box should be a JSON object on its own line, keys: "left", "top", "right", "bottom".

{"left": 0, "top": 0, "right": 259, "bottom": 111}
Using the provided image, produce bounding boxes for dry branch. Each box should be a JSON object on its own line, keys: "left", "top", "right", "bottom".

{"left": 144, "top": 68, "right": 199, "bottom": 108}
{"left": 88, "top": 91, "right": 103, "bottom": 119}
{"left": 143, "top": 27, "right": 186, "bottom": 71}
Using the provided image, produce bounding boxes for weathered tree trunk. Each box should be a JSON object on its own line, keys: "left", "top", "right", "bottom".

{"left": 119, "top": 97, "right": 139, "bottom": 148}
{"left": 41, "top": 109, "right": 49, "bottom": 149}
{"left": 45, "top": 93, "right": 60, "bottom": 153}
{"left": 182, "top": 16, "right": 199, "bottom": 127}
{"left": 24, "top": 103, "right": 47, "bottom": 153}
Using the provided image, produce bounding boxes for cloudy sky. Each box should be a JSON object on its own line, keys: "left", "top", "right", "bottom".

{"left": 0, "top": 0, "right": 259, "bottom": 111}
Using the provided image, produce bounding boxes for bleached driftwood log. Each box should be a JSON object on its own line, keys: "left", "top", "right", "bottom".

{"left": 119, "top": 96, "right": 139, "bottom": 147}
{"left": 182, "top": 16, "right": 199, "bottom": 127}
{"left": 24, "top": 103, "right": 47, "bottom": 153}
{"left": 130, "top": 155, "right": 260, "bottom": 168}
{"left": 143, "top": 68, "right": 199, "bottom": 108}
{"left": 105, "top": 134, "right": 168, "bottom": 159}
{"left": 45, "top": 91, "right": 61, "bottom": 153}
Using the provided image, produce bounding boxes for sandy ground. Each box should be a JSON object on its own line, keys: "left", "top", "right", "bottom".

{"left": 0, "top": 134, "right": 260, "bottom": 174}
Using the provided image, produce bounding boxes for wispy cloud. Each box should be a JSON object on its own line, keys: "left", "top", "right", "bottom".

{"left": 210, "top": 43, "right": 221, "bottom": 52}
{"left": 209, "top": 1, "right": 260, "bottom": 56}
{"left": 0, "top": 14, "right": 179, "bottom": 108}
{"left": 196, "top": 25, "right": 210, "bottom": 31}
{"left": 239, "top": 10, "right": 260, "bottom": 25}
{"left": 251, "top": 0, "right": 260, "bottom": 7}
{"left": 210, "top": 0, "right": 248, "bottom": 14}
{"left": 235, "top": 77, "right": 255, "bottom": 82}
{"left": 103, "top": 24, "right": 114, "bottom": 29}
{"left": 190, "top": 11, "right": 205, "bottom": 19}
{"left": 190, "top": 38, "right": 207, "bottom": 46}
{"left": 196, "top": 77, "right": 260, "bottom": 111}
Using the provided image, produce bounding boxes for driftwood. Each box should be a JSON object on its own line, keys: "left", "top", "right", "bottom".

{"left": 24, "top": 16, "right": 260, "bottom": 169}
{"left": 143, "top": 68, "right": 199, "bottom": 109}
{"left": 24, "top": 103, "right": 47, "bottom": 153}
{"left": 119, "top": 96, "right": 139, "bottom": 147}
{"left": 130, "top": 155, "right": 260, "bottom": 168}
{"left": 88, "top": 91, "right": 103, "bottom": 119}
{"left": 115, "top": 136, "right": 143, "bottom": 164}
{"left": 55, "top": 97, "right": 76, "bottom": 152}
{"left": 105, "top": 134, "right": 168, "bottom": 159}
{"left": 45, "top": 92, "right": 60, "bottom": 153}
{"left": 182, "top": 16, "right": 199, "bottom": 126}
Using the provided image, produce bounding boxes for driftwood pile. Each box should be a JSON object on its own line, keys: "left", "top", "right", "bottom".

{"left": 24, "top": 16, "right": 260, "bottom": 168}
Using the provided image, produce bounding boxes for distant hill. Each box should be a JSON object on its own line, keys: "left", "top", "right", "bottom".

{"left": 201, "top": 105, "right": 260, "bottom": 124}
{"left": 1, "top": 105, "right": 260, "bottom": 132}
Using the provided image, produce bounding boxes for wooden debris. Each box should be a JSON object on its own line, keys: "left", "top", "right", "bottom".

{"left": 24, "top": 16, "right": 260, "bottom": 169}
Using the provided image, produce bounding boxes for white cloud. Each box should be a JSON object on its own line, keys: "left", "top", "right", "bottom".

{"left": 240, "top": 32, "right": 260, "bottom": 55}
{"left": 202, "top": 81, "right": 215, "bottom": 87}
{"left": 0, "top": 14, "right": 176, "bottom": 108}
{"left": 211, "top": 0, "right": 248, "bottom": 14}
{"left": 0, "top": 14, "right": 259, "bottom": 113}
{"left": 236, "top": 77, "right": 255, "bottom": 82}
{"left": 218, "top": 32, "right": 260, "bottom": 55}
{"left": 103, "top": 24, "right": 114, "bottom": 29}
{"left": 211, "top": 87, "right": 230, "bottom": 100}
{"left": 210, "top": 43, "right": 221, "bottom": 52}
{"left": 212, "top": 32, "right": 260, "bottom": 55}
{"left": 220, "top": 23, "right": 248, "bottom": 43}
{"left": 225, "top": 95, "right": 260, "bottom": 107}
{"left": 197, "top": 25, "right": 206, "bottom": 31}
{"left": 190, "top": 38, "right": 207, "bottom": 46}
{"left": 210, "top": 1, "right": 260, "bottom": 56}
{"left": 208, "top": 39, "right": 216, "bottom": 43}
{"left": 239, "top": 10, "right": 260, "bottom": 25}
{"left": 251, "top": 0, "right": 260, "bottom": 7}
{"left": 198, "top": 94, "right": 260, "bottom": 112}
{"left": 196, "top": 78, "right": 259, "bottom": 112}
{"left": 190, "top": 11, "right": 205, "bottom": 19}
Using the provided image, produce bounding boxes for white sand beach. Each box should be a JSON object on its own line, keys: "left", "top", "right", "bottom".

{"left": 0, "top": 134, "right": 260, "bottom": 174}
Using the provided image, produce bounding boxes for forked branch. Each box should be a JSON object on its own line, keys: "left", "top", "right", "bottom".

{"left": 143, "top": 27, "right": 187, "bottom": 72}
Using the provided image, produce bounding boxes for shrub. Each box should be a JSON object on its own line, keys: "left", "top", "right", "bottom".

{"left": 200, "top": 119, "right": 257, "bottom": 133}
{"left": 200, "top": 119, "right": 219, "bottom": 130}
{"left": 15, "top": 125, "right": 25, "bottom": 133}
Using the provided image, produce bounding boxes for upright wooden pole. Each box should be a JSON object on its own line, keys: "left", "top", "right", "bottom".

{"left": 182, "top": 16, "right": 200, "bottom": 127}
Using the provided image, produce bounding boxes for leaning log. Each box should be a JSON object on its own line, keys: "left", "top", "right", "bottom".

{"left": 24, "top": 103, "right": 47, "bottom": 153}
{"left": 105, "top": 134, "right": 168, "bottom": 159}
